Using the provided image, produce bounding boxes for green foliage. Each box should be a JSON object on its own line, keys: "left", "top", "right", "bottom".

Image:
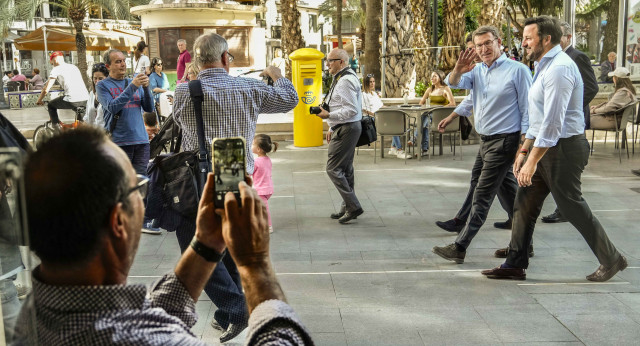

{"left": 415, "top": 81, "right": 427, "bottom": 97}
{"left": 464, "top": 0, "right": 481, "bottom": 34}
{"left": 319, "top": 0, "right": 365, "bottom": 28}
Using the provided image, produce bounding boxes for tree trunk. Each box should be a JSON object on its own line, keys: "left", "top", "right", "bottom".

{"left": 281, "top": 0, "right": 306, "bottom": 80}
{"left": 71, "top": 18, "right": 90, "bottom": 89}
{"left": 364, "top": 0, "right": 381, "bottom": 81}
{"left": 383, "top": 0, "right": 414, "bottom": 97}
{"left": 337, "top": 0, "right": 343, "bottom": 48}
{"left": 441, "top": 0, "right": 466, "bottom": 72}
{"left": 478, "top": 0, "right": 505, "bottom": 28}
{"left": 410, "top": 0, "right": 433, "bottom": 85}
{"left": 600, "top": 0, "right": 618, "bottom": 63}
{"left": 0, "top": 63, "right": 6, "bottom": 106}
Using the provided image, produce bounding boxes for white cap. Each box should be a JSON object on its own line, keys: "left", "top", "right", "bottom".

{"left": 608, "top": 67, "right": 630, "bottom": 78}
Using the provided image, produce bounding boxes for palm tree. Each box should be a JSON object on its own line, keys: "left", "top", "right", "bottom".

{"left": 2, "top": 0, "right": 139, "bottom": 88}
{"left": 478, "top": 0, "right": 505, "bottom": 28}
{"left": 410, "top": 0, "right": 432, "bottom": 84}
{"left": 336, "top": 0, "right": 343, "bottom": 48}
{"left": 363, "top": 0, "right": 381, "bottom": 80}
{"left": 441, "top": 0, "right": 466, "bottom": 71}
{"left": 281, "top": 0, "right": 306, "bottom": 79}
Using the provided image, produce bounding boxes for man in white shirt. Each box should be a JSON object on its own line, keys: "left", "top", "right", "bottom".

{"left": 36, "top": 51, "right": 89, "bottom": 125}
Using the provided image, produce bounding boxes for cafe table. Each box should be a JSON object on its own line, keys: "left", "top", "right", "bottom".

{"left": 379, "top": 104, "right": 444, "bottom": 161}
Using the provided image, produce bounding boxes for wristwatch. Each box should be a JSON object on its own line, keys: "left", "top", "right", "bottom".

{"left": 190, "top": 237, "right": 226, "bottom": 262}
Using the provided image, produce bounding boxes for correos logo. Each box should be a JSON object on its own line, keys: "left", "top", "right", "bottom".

{"left": 301, "top": 91, "right": 316, "bottom": 105}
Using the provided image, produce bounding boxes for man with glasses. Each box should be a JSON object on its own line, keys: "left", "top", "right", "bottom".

{"left": 432, "top": 26, "right": 532, "bottom": 264}
{"left": 315, "top": 48, "right": 363, "bottom": 224}
{"left": 14, "top": 127, "right": 314, "bottom": 345}
{"left": 173, "top": 32, "right": 298, "bottom": 342}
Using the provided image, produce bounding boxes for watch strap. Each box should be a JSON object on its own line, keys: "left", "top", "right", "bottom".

{"left": 190, "top": 237, "right": 226, "bottom": 262}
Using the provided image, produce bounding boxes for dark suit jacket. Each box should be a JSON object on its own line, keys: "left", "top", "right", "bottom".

{"left": 565, "top": 46, "right": 599, "bottom": 129}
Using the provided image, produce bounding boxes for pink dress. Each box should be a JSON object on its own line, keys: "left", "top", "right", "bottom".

{"left": 253, "top": 156, "right": 273, "bottom": 226}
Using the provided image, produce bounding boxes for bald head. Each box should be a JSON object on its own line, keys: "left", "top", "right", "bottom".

{"left": 327, "top": 48, "right": 349, "bottom": 75}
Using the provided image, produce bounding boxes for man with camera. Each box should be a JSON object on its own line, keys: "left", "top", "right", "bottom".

{"left": 314, "top": 48, "right": 363, "bottom": 224}
{"left": 173, "top": 32, "right": 298, "bottom": 342}
{"left": 14, "top": 127, "right": 313, "bottom": 345}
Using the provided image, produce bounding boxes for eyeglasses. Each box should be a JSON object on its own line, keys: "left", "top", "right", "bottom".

{"left": 327, "top": 58, "right": 341, "bottom": 64}
{"left": 226, "top": 51, "right": 235, "bottom": 63}
{"left": 366, "top": 74, "right": 374, "bottom": 77}
{"left": 475, "top": 38, "right": 497, "bottom": 51}
{"left": 123, "top": 174, "right": 149, "bottom": 200}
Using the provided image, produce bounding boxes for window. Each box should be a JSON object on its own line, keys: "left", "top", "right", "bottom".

{"left": 309, "top": 14, "right": 318, "bottom": 32}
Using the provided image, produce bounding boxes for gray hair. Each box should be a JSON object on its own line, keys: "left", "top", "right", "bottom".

{"left": 560, "top": 21, "right": 571, "bottom": 36}
{"left": 331, "top": 48, "right": 349, "bottom": 63}
{"left": 472, "top": 26, "right": 501, "bottom": 40}
{"left": 177, "top": 39, "right": 186, "bottom": 45}
{"left": 193, "top": 33, "right": 228, "bottom": 67}
{"left": 103, "top": 49, "right": 122, "bottom": 65}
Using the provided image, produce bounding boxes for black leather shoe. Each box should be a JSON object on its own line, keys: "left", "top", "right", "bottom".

{"left": 586, "top": 256, "right": 628, "bottom": 282}
{"left": 432, "top": 243, "right": 466, "bottom": 264}
{"left": 481, "top": 266, "right": 526, "bottom": 280}
{"left": 338, "top": 208, "right": 363, "bottom": 224}
{"left": 219, "top": 322, "right": 248, "bottom": 343}
{"left": 632, "top": 169, "right": 640, "bottom": 177}
{"left": 435, "top": 219, "right": 465, "bottom": 233}
{"left": 541, "top": 210, "right": 567, "bottom": 223}
{"left": 330, "top": 211, "right": 346, "bottom": 219}
{"left": 494, "top": 245, "right": 534, "bottom": 258}
{"left": 494, "top": 219, "right": 512, "bottom": 229}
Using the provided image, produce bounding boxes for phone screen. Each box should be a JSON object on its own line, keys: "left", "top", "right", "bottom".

{"left": 212, "top": 137, "right": 246, "bottom": 208}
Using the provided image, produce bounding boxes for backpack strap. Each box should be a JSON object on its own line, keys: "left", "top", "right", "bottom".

{"left": 188, "top": 80, "right": 212, "bottom": 174}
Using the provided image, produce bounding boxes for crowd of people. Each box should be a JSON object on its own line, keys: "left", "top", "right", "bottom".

{"left": 1, "top": 15, "right": 640, "bottom": 346}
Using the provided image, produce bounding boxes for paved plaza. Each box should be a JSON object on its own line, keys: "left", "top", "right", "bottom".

{"left": 124, "top": 139, "right": 640, "bottom": 345}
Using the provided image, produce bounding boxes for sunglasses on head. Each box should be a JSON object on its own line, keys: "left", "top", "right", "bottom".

{"left": 366, "top": 74, "right": 374, "bottom": 78}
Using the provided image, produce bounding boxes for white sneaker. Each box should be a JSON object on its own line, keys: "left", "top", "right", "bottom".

{"left": 388, "top": 147, "right": 398, "bottom": 155}
{"left": 396, "top": 150, "right": 412, "bottom": 159}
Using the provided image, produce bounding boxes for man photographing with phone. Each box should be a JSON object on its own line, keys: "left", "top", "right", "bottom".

{"left": 173, "top": 32, "right": 298, "bottom": 342}
{"left": 314, "top": 48, "right": 363, "bottom": 224}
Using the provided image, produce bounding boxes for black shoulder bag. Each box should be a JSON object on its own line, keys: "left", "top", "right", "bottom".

{"left": 107, "top": 79, "right": 128, "bottom": 136}
{"left": 144, "top": 80, "right": 211, "bottom": 231}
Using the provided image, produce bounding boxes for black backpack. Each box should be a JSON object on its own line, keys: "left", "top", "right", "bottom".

{"left": 149, "top": 114, "right": 182, "bottom": 159}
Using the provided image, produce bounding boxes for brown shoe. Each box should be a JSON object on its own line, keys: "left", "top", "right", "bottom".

{"left": 481, "top": 266, "right": 526, "bottom": 280}
{"left": 494, "top": 245, "right": 534, "bottom": 258}
{"left": 586, "top": 256, "right": 628, "bottom": 282}
{"left": 432, "top": 243, "right": 466, "bottom": 264}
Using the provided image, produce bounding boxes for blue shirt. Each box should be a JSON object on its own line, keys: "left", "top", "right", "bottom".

{"left": 454, "top": 91, "right": 473, "bottom": 117}
{"left": 97, "top": 77, "right": 154, "bottom": 146}
{"left": 526, "top": 45, "right": 585, "bottom": 148}
{"left": 445, "top": 53, "right": 531, "bottom": 136}
{"left": 149, "top": 72, "right": 170, "bottom": 101}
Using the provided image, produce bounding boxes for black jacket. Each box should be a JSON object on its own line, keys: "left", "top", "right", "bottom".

{"left": 565, "top": 46, "right": 599, "bottom": 129}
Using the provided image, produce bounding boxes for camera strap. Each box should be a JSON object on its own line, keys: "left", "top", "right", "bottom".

{"left": 325, "top": 67, "right": 357, "bottom": 104}
{"left": 188, "top": 80, "right": 212, "bottom": 173}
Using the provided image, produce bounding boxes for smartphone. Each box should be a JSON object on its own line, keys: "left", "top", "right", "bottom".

{"left": 212, "top": 137, "right": 246, "bottom": 208}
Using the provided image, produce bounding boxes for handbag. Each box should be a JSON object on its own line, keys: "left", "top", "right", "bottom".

{"left": 145, "top": 80, "right": 211, "bottom": 231}
{"left": 459, "top": 116, "right": 473, "bottom": 141}
{"left": 356, "top": 115, "right": 377, "bottom": 147}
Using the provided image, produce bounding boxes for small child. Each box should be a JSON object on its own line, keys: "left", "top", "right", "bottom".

{"left": 252, "top": 134, "right": 278, "bottom": 233}
{"left": 143, "top": 112, "right": 159, "bottom": 141}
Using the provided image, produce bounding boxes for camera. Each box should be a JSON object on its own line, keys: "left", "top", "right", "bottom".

{"left": 310, "top": 102, "right": 329, "bottom": 115}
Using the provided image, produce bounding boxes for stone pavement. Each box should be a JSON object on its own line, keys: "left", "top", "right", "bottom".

{"left": 129, "top": 141, "right": 640, "bottom": 345}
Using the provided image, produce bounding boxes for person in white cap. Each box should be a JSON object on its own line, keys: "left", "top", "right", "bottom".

{"left": 590, "top": 67, "right": 637, "bottom": 128}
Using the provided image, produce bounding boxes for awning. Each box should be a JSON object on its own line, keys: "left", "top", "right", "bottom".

{"left": 13, "top": 25, "right": 144, "bottom": 52}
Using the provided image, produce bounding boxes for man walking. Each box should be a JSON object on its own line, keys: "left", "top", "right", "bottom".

{"left": 432, "top": 26, "right": 531, "bottom": 264}
{"left": 482, "top": 16, "right": 627, "bottom": 282}
{"left": 36, "top": 51, "right": 88, "bottom": 125}
{"left": 315, "top": 48, "right": 363, "bottom": 224}
{"left": 539, "top": 21, "right": 599, "bottom": 225}
{"left": 173, "top": 32, "right": 298, "bottom": 342}
{"left": 97, "top": 49, "right": 154, "bottom": 177}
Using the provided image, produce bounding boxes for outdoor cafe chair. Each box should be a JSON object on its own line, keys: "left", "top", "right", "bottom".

{"left": 373, "top": 109, "right": 415, "bottom": 164}
{"left": 590, "top": 101, "right": 636, "bottom": 163}
{"left": 428, "top": 106, "right": 461, "bottom": 159}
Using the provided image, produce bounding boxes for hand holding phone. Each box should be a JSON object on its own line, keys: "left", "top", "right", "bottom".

{"left": 212, "top": 137, "right": 246, "bottom": 209}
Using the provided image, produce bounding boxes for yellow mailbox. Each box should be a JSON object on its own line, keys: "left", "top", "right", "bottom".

{"left": 289, "top": 48, "right": 325, "bottom": 147}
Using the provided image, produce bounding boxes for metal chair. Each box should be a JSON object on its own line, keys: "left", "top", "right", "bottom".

{"left": 373, "top": 109, "right": 414, "bottom": 164}
{"left": 428, "top": 106, "right": 461, "bottom": 159}
{"left": 590, "top": 102, "right": 636, "bottom": 163}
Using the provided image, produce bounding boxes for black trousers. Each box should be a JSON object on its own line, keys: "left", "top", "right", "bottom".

{"left": 506, "top": 134, "right": 621, "bottom": 269}
{"left": 47, "top": 96, "right": 85, "bottom": 123}
{"left": 455, "top": 132, "right": 520, "bottom": 248}
{"left": 327, "top": 121, "right": 362, "bottom": 212}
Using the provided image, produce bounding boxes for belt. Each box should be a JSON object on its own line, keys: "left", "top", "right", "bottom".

{"left": 480, "top": 131, "right": 520, "bottom": 142}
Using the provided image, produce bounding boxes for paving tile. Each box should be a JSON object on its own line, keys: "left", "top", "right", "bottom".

{"left": 309, "top": 332, "right": 347, "bottom": 346}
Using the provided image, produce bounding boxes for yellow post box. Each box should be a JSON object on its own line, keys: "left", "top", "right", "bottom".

{"left": 289, "top": 48, "right": 325, "bottom": 147}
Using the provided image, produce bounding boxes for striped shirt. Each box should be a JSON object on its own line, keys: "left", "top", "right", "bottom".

{"left": 173, "top": 68, "right": 298, "bottom": 174}
{"left": 326, "top": 67, "right": 362, "bottom": 129}
{"left": 14, "top": 270, "right": 314, "bottom": 345}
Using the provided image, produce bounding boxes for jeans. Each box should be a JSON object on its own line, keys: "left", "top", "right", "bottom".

{"left": 120, "top": 143, "right": 150, "bottom": 176}
{"left": 47, "top": 96, "right": 85, "bottom": 123}
{"left": 391, "top": 136, "right": 403, "bottom": 149}
{"left": 414, "top": 114, "right": 431, "bottom": 150}
{"left": 1, "top": 278, "right": 21, "bottom": 343}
